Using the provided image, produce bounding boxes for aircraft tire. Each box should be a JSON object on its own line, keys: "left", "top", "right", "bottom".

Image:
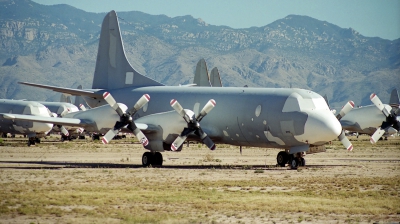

{"left": 277, "top": 151, "right": 288, "bottom": 167}
{"left": 153, "top": 152, "right": 163, "bottom": 166}
{"left": 290, "top": 156, "right": 298, "bottom": 169}
{"left": 300, "top": 158, "right": 306, "bottom": 166}
{"left": 142, "top": 152, "right": 153, "bottom": 167}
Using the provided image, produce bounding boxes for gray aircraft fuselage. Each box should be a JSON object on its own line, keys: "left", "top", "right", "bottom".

{"left": 88, "top": 85, "right": 341, "bottom": 149}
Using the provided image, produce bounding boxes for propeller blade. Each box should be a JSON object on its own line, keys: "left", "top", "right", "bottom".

{"left": 127, "top": 122, "right": 149, "bottom": 147}
{"left": 103, "top": 92, "right": 124, "bottom": 116}
{"left": 79, "top": 104, "right": 87, "bottom": 111}
{"left": 102, "top": 129, "right": 119, "bottom": 144}
{"left": 127, "top": 94, "right": 150, "bottom": 115}
{"left": 60, "top": 108, "right": 70, "bottom": 117}
{"left": 171, "top": 135, "right": 187, "bottom": 151}
{"left": 170, "top": 99, "right": 190, "bottom": 122}
{"left": 370, "top": 127, "right": 385, "bottom": 144}
{"left": 370, "top": 93, "right": 390, "bottom": 117}
{"left": 336, "top": 101, "right": 354, "bottom": 120}
{"left": 338, "top": 130, "right": 353, "bottom": 151}
{"left": 197, "top": 99, "right": 216, "bottom": 121}
{"left": 60, "top": 125, "right": 69, "bottom": 136}
{"left": 196, "top": 127, "right": 216, "bottom": 150}
{"left": 134, "top": 130, "right": 149, "bottom": 147}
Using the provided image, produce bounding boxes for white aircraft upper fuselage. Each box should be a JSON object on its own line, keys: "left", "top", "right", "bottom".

{"left": 0, "top": 99, "right": 53, "bottom": 137}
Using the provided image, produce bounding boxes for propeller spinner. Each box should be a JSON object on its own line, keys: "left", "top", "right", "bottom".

{"left": 170, "top": 99, "right": 216, "bottom": 151}
{"left": 101, "top": 92, "right": 150, "bottom": 147}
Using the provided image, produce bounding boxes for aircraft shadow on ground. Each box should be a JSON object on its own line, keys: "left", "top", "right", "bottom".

{"left": 0, "top": 161, "right": 348, "bottom": 170}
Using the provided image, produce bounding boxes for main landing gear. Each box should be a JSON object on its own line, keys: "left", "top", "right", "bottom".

{"left": 277, "top": 151, "right": 305, "bottom": 169}
{"left": 27, "top": 137, "right": 41, "bottom": 146}
{"left": 142, "top": 152, "right": 163, "bottom": 167}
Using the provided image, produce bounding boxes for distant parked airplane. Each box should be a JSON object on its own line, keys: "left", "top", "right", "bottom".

{"left": 0, "top": 99, "right": 53, "bottom": 145}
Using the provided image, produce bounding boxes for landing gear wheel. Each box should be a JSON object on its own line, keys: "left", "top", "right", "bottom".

{"left": 35, "top": 138, "right": 40, "bottom": 143}
{"left": 300, "top": 158, "right": 306, "bottom": 167}
{"left": 142, "top": 152, "right": 153, "bottom": 167}
{"left": 153, "top": 152, "right": 163, "bottom": 166}
{"left": 277, "top": 151, "right": 288, "bottom": 167}
{"left": 28, "top": 138, "right": 36, "bottom": 146}
{"left": 290, "top": 158, "right": 298, "bottom": 169}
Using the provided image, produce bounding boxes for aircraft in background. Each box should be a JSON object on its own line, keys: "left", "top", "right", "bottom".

{"left": 13, "top": 10, "right": 352, "bottom": 168}
{"left": 193, "top": 59, "right": 222, "bottom": 87}
{"left": 340, "top": 89, "right": 399, "bottom": 143}
{"left": 38, "top": 101, "right": 84, "bottom": 140}
{"left": 0, "top": 99, "right": 53, "bottom": 145}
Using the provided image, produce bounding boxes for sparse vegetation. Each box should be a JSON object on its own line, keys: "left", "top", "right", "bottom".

{"left": 0, "top": 135, "right": 399, "bottom": 223}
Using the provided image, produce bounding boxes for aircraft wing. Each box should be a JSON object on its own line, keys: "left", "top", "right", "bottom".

{"left": 0, "top": 113, "right": 94, "bottom": 129}
{"left": 18, "top": 82, "right": 103, "bottom": 98}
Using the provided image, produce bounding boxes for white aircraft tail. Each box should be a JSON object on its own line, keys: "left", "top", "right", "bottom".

{"left": 92, "top": 11, "right": 163, "bottom": 90}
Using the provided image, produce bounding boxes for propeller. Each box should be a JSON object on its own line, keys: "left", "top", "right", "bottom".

{"left": 336, "top": 101, "right": 355, "bottom": 151}
{"left": 369, "top": 93, "right": 400, "bottom": 144}
{"left": 46, "top": 108, "right": 70, "bottom": 137}
{"left": 101, "top": 92, "right": 150, "bottom": 146}
{"left": 170, "top": 99, "right": 216, "bottom": 151}
{"left": 79, "top": 104, "right": 87, "bottom": 111}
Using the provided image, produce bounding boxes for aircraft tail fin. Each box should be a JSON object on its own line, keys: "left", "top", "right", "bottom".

{"left": 210, "top": 67, "right": 222, "bottom": 87}
{"left": 389, "top": 88, "right": 399, "bottom": 108}
{"left": 193, "top": 59, "right": 211, "bottom": 87}
{"left": 92, "top": 10, "right": 163, "bottom": 90}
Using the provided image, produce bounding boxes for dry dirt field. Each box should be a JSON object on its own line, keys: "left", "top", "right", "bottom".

{"left": 0, "top": 135, "right": 399, "bottom": 224}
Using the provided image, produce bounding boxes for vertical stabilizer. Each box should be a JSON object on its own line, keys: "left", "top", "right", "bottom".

{"left": 92, "top": 10, "right": 163, "bottom": 90}
{"left": 389, "top": 88, "right": 399, "bottom": 108}
{"left": 210, "top": 67, "right": 222, "bottom": 87}
{"left": 193, "top": 59, "right": 211, "bottom": 87}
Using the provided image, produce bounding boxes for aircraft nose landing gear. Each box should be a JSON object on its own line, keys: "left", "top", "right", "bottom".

{"left": 276, "top": 151, "right": 305, "bottom": 169}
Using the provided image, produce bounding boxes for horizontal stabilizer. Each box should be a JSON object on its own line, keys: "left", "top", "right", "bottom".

{"left": 19, "top": 82, "right": 103, "bottom": 98}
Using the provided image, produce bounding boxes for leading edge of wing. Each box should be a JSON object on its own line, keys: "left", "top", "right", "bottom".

{"left": 0, "top": 113, "right": 92, "bottom": 128}
{"left": 18, "top": 82, "right": 103, "bottom": 98}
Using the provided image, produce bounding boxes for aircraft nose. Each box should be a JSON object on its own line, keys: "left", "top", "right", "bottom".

{"left": 295, "top": 110, "right": 342, "bottom": 145}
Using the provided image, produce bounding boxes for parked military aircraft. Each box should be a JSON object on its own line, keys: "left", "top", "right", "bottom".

{"left": 39, "top": 101, "right": 83, "bottom": 140}
{"left": 13, "top": 10, "right": 352, "bottom": 168}
{"left": 0, "top": 99, "right": 53, "bottom": 145}
{"left": 340, "top": 89, "right": 399, "bottom": 143}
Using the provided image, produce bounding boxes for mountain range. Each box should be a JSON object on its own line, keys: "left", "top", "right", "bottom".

{"left": 0, "top": 0, "right": 399, "bottom": 110}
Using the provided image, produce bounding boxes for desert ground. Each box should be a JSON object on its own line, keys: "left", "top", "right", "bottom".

{"left": 0, "top": 135, "right": 399, "bottom": 224}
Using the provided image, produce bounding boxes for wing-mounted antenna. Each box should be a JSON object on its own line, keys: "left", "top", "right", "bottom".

{"left": 92, "top": 10, "right": 163, "bottom": 90}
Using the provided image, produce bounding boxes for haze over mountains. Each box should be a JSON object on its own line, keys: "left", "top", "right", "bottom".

{"left": 0, "top": 0, "right": 399, "bottom": 110}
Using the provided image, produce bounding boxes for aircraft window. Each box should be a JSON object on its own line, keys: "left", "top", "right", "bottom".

{"left": 255, "top": 105, "right": 262, "bottom": 117}
{"left": 125, "top": 72, "right": 134, "bottom": 84}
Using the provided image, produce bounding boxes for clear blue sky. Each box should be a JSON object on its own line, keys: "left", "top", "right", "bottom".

{"left": 32, "top": 0, "right": 400, "bottom": 40}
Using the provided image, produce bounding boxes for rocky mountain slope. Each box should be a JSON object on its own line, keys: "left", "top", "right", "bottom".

{"left": 0, "top": 0, "right": 399, "bottom": 110}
